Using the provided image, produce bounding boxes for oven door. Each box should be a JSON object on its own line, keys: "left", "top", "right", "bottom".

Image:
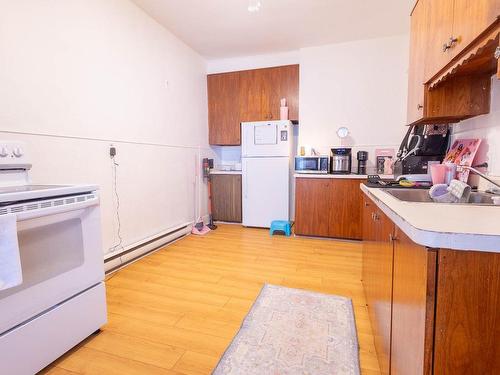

{"left": 0, "top": 194, "right": 103, "bottom": 335}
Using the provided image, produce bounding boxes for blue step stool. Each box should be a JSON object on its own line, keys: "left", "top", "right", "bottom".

{"left": 270, "top": 220, "right": 292, "bottom": 237}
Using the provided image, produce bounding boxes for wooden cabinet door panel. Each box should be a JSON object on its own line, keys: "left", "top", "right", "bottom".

{"left": 208, "top": 72, "right": 241, "bottom": 145}
{"left": 260, "top": 67, "right": 281, "bottom": 121}
{"left": 407, "top": 0, "right": 428, "bottom": 124}
{"left": 277, "top": 65, "right": 300, "bottom": 121}
{"left": 433, "top": 249, "right": 500, "bottom": 375}
{"left": 424, "top": 0, "right": 455, "bottom": 82}
{"left": 239, "top": 65, "right": 299, "bottom": 122}
{"left": 362, "top": 203, "right": 394, "bottom": 375}
{"left": 239, "top": 69, "right": 265, "bottom": 122}
{"left": 362, "top": 196, "right": 375, "bottom": 308}
{"left": 211, "top": 175, "right": 242, "bottom": 223}
{"left": 451, "top": 0, "right": 500, "bottom": 58}
{"left": 294, "top": 178, "right": 330, "bottom": 237}
{"left": 391, "top": 228, "right": 437, "bottom": 375}
{"left": 327, "top": 179, "right": 364, "bottom": 240}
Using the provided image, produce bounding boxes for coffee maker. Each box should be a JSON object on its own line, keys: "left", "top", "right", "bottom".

{"left": 330, "top": 148, "right": 352, "bottom": 174}
{"left": 393, "top": 124, "right": 450, "bottom": 179}
{"left": 357, "top": 151, "right": 368, "bottom": 175}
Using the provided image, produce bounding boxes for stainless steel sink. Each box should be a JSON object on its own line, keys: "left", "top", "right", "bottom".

{"left": 383, "top": 188, "right": 499, "bottom": 206}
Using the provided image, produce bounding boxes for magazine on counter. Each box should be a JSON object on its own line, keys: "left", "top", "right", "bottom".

{"left": 444, "top": 139, "right": 482, "bottom": 182}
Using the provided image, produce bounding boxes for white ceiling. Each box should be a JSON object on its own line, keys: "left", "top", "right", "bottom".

{"left": 131, "top": 0, "right": 414, "bottom": 59}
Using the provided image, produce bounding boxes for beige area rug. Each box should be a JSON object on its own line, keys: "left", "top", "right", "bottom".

{"left": 212, "top": 284, "right": 360, "bottom": 375}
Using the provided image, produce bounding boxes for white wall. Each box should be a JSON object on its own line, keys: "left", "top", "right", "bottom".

{"left": 299, "top": 35, "right": 410, "bottom": 171}
{"left": 450, "top": 78, "right": 500, "bottom": 186}
{"left": 0, "top": 0, "right": 212, "bottom": 256}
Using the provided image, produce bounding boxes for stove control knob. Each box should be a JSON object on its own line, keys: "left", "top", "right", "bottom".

{"left": 0, "top": 146, "right": 8, "bottom": 157}
{"left": 13, "top": 147, "right": 24, "bottom": 158}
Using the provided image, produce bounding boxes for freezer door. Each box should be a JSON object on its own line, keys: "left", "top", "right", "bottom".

{"left": 242, "top": 121, "right": 291, "bottom": 157}
{"left": 242, "top": 157, "right": 289, "bottom": 228}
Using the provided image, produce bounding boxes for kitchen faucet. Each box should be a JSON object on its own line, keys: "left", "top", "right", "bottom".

{"left": 461, "top": 162, "right": 500, "bottom": 193}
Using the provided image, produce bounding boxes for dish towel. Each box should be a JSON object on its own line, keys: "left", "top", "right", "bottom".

{"left": 429, "top": 183, "right": 457, "bottom": 203}
{"left": 0, "top": 214, "right": 23, "bottom": 291}
{"left": 448, "top": 179, "right": 472, "bottom": 203}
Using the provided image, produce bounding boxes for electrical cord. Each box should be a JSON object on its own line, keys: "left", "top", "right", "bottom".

{"left": 110, "top": 155, "right": 124, "bottom": 254}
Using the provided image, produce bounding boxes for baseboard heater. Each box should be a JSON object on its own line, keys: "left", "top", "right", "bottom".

{"left": 104, "top": 223, "right": 192, "bottom": 273}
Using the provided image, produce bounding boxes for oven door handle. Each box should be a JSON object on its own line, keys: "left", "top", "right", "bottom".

{"left": 15, "top": 196, "right": 99, "bottom": 222}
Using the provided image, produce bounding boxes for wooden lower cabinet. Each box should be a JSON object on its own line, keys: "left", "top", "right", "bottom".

{"left": 211, "top": 174, "right": 242, "bottom": 223}
{"left": 295, "top": 178, "right": 364, "bottom": 240}
{"left": 391, "top": 228, "right": 437, "bottom": 375}
{"left": 362, "top": 193, "right": 500, "bottom": 375}
{"left": 433, "top": 249, "right": 500, "bottom": 375}
{"left": 362, "top": 197, "right": 395, "bottom": 375}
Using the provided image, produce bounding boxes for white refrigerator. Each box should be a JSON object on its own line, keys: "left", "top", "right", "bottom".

{"left": 241, "top": 120, "right": 292, "bottom": 228}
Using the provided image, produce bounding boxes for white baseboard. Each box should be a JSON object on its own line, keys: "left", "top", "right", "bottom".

{"left": 104, "top": 224, "right": 192, "bottom": 273}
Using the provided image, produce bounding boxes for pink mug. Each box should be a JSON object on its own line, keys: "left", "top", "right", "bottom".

{"left": 430, "top": 164, "right": 447, "bottom": 185}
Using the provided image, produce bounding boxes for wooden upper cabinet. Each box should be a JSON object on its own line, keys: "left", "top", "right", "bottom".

{"left": 424, "top": 0, "right": 499, "bottom": 82}
{"left": 240, "top": 65, "right": 299, "bottom": 122}
{"left": 208, "top": 65, "right": 299, "bottom": 145}
{"left": 406, "top": 0, "right": 495, "bottom": 125}
{"left": 450, "top": 0, "right": 500, "bottom": 59}
{"left": 276, "top": 65, "right": 300, "bottom": 121}
{"left": 207, "top": 72, "right": 241, "bottom": 145}
{"left": 239, "top": 69, "right": 265, "bottom": 123}
{"left": 424, "top": 0, "right": 455, "bottom": 82}
{"left": 407, "top": 0, "right": 428, "bottom": 124}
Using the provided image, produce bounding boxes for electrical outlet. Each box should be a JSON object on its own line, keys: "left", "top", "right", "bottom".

{"left": 110, "top": 145, "right": 116, "bottom": 157}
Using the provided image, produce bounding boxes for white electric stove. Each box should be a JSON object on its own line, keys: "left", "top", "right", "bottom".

{"left": 0, "top": 141, "right": 107, "bottom": 375}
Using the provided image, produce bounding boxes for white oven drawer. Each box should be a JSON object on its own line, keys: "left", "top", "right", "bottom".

{"left": 0, "top": 282, "right": 107, "bottom": 375}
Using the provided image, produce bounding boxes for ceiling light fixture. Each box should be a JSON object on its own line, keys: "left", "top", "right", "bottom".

{"left": 248, "top": 0, "right": 262, "bottom": 12}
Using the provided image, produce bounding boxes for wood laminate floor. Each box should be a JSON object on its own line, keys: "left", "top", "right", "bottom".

{"left": 41, "top": 224, "right": 381, "bottom": 375}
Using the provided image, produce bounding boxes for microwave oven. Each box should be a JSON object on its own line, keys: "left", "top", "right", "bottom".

{"left": 295, "top": 156, "right": 329, "bottom": 174}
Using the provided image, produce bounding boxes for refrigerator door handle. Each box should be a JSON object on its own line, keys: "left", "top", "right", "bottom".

{"left": 244, "top": 163, "right": 248, "bottom": 199}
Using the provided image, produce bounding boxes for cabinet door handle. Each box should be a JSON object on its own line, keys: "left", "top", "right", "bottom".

{"left": 443, "top": 36, "right": 458, "bottom": 52}
{"left": 417, "top": 104, "right": 423, "bottom": 110}
{"left": 389, "top": 233, "right": 398, "bottom": 242}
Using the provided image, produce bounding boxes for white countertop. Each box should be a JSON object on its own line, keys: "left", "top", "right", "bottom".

{"left": 210, "top": 170, "right": 242, "bottom": 175}
{"left": 294, "top": 173, "right": 394, "bottom": 180}
{"left": 361, "top": 184, "right": 500, "bottom": 253}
